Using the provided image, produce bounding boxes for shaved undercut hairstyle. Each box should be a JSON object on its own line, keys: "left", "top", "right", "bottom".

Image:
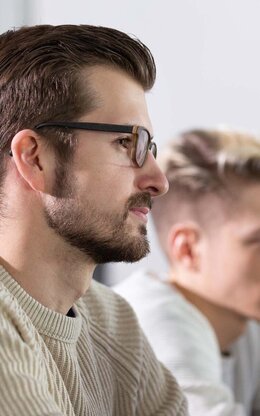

{"left": 152, "top": 128, "right": 260, "bottom": 251}
{"left": 0, "top": 24, "right": 156, "bottom": 184}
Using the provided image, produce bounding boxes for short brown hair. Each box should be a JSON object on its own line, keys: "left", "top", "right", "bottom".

{"left": 152, "top": 128, "right": 260, "bottom": 245}
{"left": 0, "top": 24, "right": 156, "bottom": 166}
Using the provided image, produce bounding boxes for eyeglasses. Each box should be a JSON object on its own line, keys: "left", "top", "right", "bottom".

{"left": 34, "top": 121, "right": 157, "bottom": 167}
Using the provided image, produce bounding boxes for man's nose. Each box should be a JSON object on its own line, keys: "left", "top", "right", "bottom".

{"left": 136, "top": 151, "right": 169, "bottom": 197}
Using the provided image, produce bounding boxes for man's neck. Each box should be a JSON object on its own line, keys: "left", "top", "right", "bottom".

{"left": 172, "top": 283, "right": 247, "bottom": 352}
{"left": 0, "top": 225, "right": 96, "bottom": 315}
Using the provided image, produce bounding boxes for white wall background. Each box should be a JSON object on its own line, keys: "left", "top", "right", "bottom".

{"left": 1, "top": 0, "right": 260, "bottom": 284}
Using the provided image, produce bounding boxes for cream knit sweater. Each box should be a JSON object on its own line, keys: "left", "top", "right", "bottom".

{"left": 0, "top": 266, "right": 187, "bottom": 416}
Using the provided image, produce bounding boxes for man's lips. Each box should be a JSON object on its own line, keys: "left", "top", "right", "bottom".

{"left": 129, "top": 207, "right": 150, "bottom": 223}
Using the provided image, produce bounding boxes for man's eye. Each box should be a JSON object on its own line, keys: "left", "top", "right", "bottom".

{"left": 117, "top": 137, "right": 132, "bottom": 149}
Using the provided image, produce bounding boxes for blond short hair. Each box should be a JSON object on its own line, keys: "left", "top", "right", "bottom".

{"left": 152, "top": 128, "right": 260, "bottom": 248}
{"left": 159, "top": 128, "right": 260, "bottom": 193}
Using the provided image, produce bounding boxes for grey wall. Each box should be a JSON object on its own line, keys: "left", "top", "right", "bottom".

{"left": 2, "top": 0, "right": 260, "bottom": 284}
{"left": 0, "top": 0, "right": 28, "bottom": 32}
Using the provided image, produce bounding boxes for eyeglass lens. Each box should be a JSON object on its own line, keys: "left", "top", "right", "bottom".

{"left": 136, "top": 129, "right": 157, "bottom": 167}
{"left": 136, "top": 129, "right": 149, "bottom": 167}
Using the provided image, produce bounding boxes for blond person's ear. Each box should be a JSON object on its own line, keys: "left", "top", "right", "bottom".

{"left": 167, "top": 222, "right": 202, "bottom": 272}
{"left": 10, "top": 129, "right": 47, "bottom": 192}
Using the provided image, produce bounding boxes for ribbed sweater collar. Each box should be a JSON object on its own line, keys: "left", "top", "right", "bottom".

{"left": 0, "top": 266, "right": 82, "bottom": 343}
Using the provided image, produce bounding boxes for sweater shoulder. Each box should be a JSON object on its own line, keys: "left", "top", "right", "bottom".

{"left": 77, "top": 279, "right": 142, "bottom": 346}
{"left": 76, "top": 280, "right": 188, "bottom": 415}
{"left": 0, "top": 282, "right": 38, "bottom": 346}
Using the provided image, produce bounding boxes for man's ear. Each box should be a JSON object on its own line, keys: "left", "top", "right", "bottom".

{"left": 167, "top": 222, "right": 202, "bottom": 272}
{"left": 10, "top": 129, "right": 47, "bottom": 192}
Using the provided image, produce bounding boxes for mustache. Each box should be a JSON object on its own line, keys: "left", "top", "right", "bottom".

{"left": 126, "top": 192, "right": 153, "bottom": 211}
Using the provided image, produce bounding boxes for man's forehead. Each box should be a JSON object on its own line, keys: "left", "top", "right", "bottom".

{"left": 78, "top": 66, "right": 153, "bottom": 133}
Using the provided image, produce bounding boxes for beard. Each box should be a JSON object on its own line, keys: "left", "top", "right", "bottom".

{"left": 43, "top": 164, "right": 152, "bottom": 264}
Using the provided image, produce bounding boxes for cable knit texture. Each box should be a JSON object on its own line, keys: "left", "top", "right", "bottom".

{"left": 0, "top": 266, "right": 188, "bottom": 416}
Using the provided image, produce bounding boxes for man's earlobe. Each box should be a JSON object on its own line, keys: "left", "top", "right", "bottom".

{"left": 168, "top": 224, "right": 201, "bottom": 271}
{"left": 10, "top": 129, "right": 45, "bottom": 192}
{"left": 174, "top": 233, "right": 192, "bottom": 266}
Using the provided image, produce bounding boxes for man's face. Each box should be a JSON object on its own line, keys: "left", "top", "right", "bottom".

{"left": 43, "top": 66, "right": 168, "bottom": 263}
{"left": 198, "top": 183, "right": 260, "bottom": 321}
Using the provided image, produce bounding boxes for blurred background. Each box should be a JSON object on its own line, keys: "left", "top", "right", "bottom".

{"left": 1, "top": 0, "right": 260, "bottom": 285}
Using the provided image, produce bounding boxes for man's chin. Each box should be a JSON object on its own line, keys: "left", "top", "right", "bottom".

{"left": 93, "top": 234, "right": 150, "bottom": 264}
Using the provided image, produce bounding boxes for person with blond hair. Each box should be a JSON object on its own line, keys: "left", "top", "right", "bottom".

{"left": 115, "top": 128, "right": 260, "bottom": 415}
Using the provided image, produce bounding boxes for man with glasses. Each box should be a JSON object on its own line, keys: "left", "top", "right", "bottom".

{"left": 0, "top": 25, "right": 187, "bottom": 415}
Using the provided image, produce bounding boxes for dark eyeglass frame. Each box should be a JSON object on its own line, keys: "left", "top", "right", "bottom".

{"left": 34, "top": 121, "right": 157, "bottom": 167}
